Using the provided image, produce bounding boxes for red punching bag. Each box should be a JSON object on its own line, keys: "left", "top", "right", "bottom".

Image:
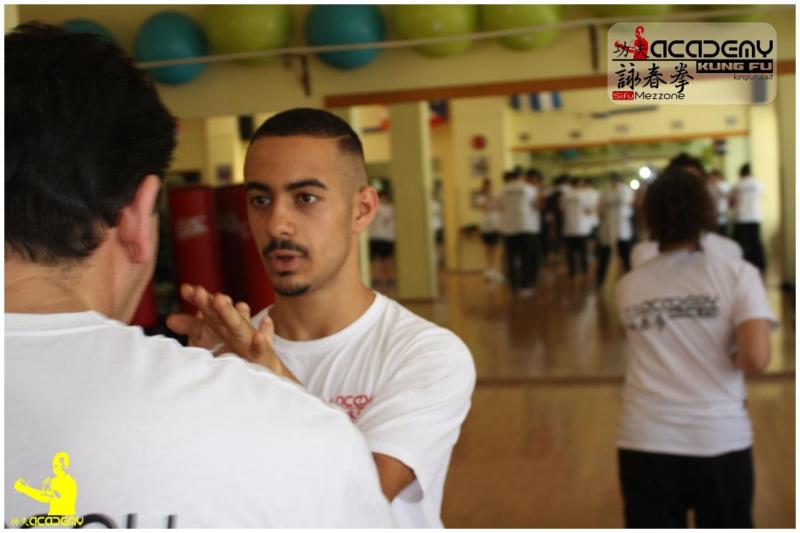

{"left": 215, "top": 184, "right": 248, "bottom": 304}
{"left": 130, "top": 281, "right": 158, "bottom": 328}
{"left": 167, "top": 185, "right": 224, "bottom": 315}
{"left": 242, "top": 210, "right": 276, "bottom": 314}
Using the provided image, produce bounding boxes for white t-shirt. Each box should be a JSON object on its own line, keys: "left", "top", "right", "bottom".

{"left": 733, "top": 176, "right": 762, "bottom": 223}
{"left": 252, "top": 293, "right": 476, "bottom": 528}
{"left": 631, "top": 232, "right": 743, "bottom": 269}
{"left": 5, "top": 312, "right": 394, "bottom": 528}
{"left": 477, "top": 193, "right": 502, "bottom": 234}
{"left": 430, "top": 200, "right": 443, "bottom": 233}
{"left": 369, "top": 202, "right": 395, "bottom": 242}
{"left": 599, "top": 183, "right": 635, "bottom": 245}
{"left": 499, "top": 180, "right": 540, "bottom": 235}
{"left": 560, "top": 187, "right": 594, "bottom": 237}
{"left": 711, "top": 180, "right": 733, "bottom": 225}
{"left": 584, "top": 188, "right": 601, "bottom": 229}
{"left": 616, "top": 251, "right": 777, "bottom": 456}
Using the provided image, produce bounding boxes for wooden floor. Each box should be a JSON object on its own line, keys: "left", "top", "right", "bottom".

{"left": 392, "top": 238, "right": 796, "bottom": 528}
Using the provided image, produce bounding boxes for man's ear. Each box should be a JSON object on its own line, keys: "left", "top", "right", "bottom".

{"left": 118, "top": 175, "right": 161, "bottom": 264}
{"left": 353, "top": 185, "right": 379, "bottom": 234}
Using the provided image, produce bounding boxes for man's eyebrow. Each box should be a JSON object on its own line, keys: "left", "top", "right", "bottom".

{"left": 244, "top": 182, "right": 271, "bottom": 193}
{"left": 286, "top": 178, "right": 328, "bottom": 191}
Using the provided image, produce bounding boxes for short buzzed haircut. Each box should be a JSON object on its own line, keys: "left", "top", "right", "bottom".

{"left": 251, "top": 108, "right": 367, "bottom": 190}
{"left": 252, "top": 108, "right": 364, "bottom": 160}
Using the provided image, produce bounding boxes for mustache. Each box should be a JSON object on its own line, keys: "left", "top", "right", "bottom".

{"left": 262, "top": 239, "right": 309, "bottom": 257}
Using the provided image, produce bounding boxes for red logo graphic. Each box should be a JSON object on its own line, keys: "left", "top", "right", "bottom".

{"left": 612, "top": 91, "right": 635, "bottom": 100}
{"left": 331, "top": 394, "right": 372, "bottom": 421}
{"left": 614, "top": 25, "right": 649, "bottom": 60}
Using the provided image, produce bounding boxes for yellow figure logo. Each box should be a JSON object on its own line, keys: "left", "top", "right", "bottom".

{"left": 14, "top": 452, "right": 77, "bottom": 516}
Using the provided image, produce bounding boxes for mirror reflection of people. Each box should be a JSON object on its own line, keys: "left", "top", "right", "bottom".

{"left": 616, "top": 166, "right": 776, "bottom": 528}
{"left": 368, "top": 189, "right": 396, "bottom": 289}
{"left": 14, "top": 452, "right": 77, "bottom": 516}
{"left": 476, "top": 178, "right": 503, "bottom": 282}
{"left": 560, "top": 177, "right": 594, "bottom": 279}
{"left": 732, "top": 163, "right": 766, "bottom": 274}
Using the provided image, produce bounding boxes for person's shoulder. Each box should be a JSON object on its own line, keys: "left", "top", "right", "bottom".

{"left": 130, "top": 325, "right": 351, "bottom": 429}
{"left": 378, "top": 295, "right": 474, "bottom": 371}
{"left": 703, "top": 232, "right": 743, "bottom": 259}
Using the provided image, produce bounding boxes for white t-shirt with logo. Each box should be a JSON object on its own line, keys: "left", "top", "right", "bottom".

{"left": 734, "top": 176, "right": 763, "bottom": 223}
{"left": 499, "top": 180, "right": 540, "bottom": 235}
{"left": 369, "top": 202, "right": 396, "bottom": 242}
{"left": 615, "top": 251, "right": 777, "bottom": 456}
{"left": 5, "top": 312, "right": 394, "bottom": 528}
{"left": 599, "top": 183, "right": 635, "bottom": 245}
{"left": 560, "top": 187, "right": 594, "bottom": 237}
{"left": 252, "top": 293, "right": 476, "bottom": 528}
{"left": 631, "top": 232, "right": 743, "bottom": 269}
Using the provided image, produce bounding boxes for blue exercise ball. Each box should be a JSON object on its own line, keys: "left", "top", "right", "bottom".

{"left": 134, "top": 12, "right": 208, "bottom": 85}
{"left": 305, "top": 5, "right": 385, "bottom": 70}
{"left": 61, "top": 19, "right": 116, "bottom": 44}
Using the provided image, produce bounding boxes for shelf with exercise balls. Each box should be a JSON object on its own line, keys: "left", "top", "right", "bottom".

{"left": 205, "top": 5, "right": 292, "bottom": 66}
{"left": 305, "top": 5, "right": 386, "bottom": 70}
{"left": 134, "top": 11, "right": 208, "bottom": 85}
{"left": 392, "top": 5, "right": 479, "bottom": 58}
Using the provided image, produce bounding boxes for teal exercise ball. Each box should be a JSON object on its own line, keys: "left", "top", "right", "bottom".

{"left": 61, "top": 19, "right": 116, "bottom": 44}
{"left": 134, "top": 12, "right": 208, "bottom": 85}
{"left": 481, "top": 5, "right": 562, "bottom": 51}
{"left": 392, "top": 5, "right": 478, "bottom": 58}
{"left": 305, "top": 5, "right": 385, "bottom": 70}
{"left": 206, "top": 5, "right": 292, "bottom": 65}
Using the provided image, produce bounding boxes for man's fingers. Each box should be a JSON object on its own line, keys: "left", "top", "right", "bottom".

{"left": 235, "top": 301, "right": 251, "bottom": 322}
{"left": 258, "top": 315, "right": 275, "bottom": 345}
{"left": 166, "top": 313, "right": 204, "bottom": 338}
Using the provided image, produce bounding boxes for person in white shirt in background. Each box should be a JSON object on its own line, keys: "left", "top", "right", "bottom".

{"left": 369, "top": 188, "right": 396, "bottom": 289}
{"left": 525, "top": 168, "right": 547, "bottom": 287}
{"left": 631, "top": 154, "right": 743, "bottom": 270}
{"left": 476, "top": 178, "right": 504, "bottom": 282}
{"left": 431, "top": 180, "right": 445, "bottom": 270}
{"left": 707, "top": 168, "right": 733, "bottom": 237}
{"left": 560, "top": 177, "right": 595, "bottom": 278}
{"left": 167, "top": 108, "right": 476, "bottom": 528}
{"left": 615, "top": 166, "right": 776, "bottom": 528}
{"left": 596, "top": 173, "right": 636, "bottom": 286}
{"left": 499, "top": 169, "right": 540, "bottom": 297}
{"left": 582, "top": 177, "right": 602, "bottom": 255}
{"left": 5, "top": 25, "right": 394, "bottom": 528}
{"left": 731, "top": 163, "right": 767, "bottom": 273}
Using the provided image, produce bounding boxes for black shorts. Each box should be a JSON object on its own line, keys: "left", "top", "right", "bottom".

{"left": 435, "top": 228, "right": 444, "bottom": 244}
{"left": 481, "top": 232, "right": 501, "bottom": 246}
{"left": 369, "top": 239, "right": 394, "bottom": 258}
{"left": 618, "top": 447, "right": 754, "bottom": 528}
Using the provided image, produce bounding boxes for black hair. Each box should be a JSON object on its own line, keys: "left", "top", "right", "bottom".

{"left": 643, "top": 167, "right": 716, "bottom": 250}
{"left": 526, "top": 168, "right": 542, "bottom": 179}
{"left": 5, "top": 23, "right": 175, "bottom": 264}
{"left": 739, "top": 163, "right": 751, "bottom": 177}
{"left": 251, "top": 108, "right": 364, "bottom": 160}
{"left": 667, "top": 152, "right": 706, "bottom": 178}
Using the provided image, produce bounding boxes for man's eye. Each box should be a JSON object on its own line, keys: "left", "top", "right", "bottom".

{"left": 297, "top": 194, "right": 318, "bottom": 205}
{"left": 249, "top": 196, "right": 271, "bottom": 207}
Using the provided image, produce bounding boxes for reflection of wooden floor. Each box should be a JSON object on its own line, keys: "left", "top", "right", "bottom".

{"left": 441, "top": 378, "right": 794, "bottom": 528}
{"left": 390, "top": 246, "right": 795, "bottom": 528}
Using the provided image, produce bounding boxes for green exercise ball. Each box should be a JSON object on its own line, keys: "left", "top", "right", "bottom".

{"left": 392, "top": 5, "right": 478, "bottom": 57}
{"left": 589, "top": 5, "right": 673, "bottom": 18}
{"left": 206, "top": 5, "right": 292, "bottom": 65}
{"left": 481, "top": 5, "right": 562, "bottom": 51}
{"left": 692, "top": 4, "right": 766, "bottom": 22}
